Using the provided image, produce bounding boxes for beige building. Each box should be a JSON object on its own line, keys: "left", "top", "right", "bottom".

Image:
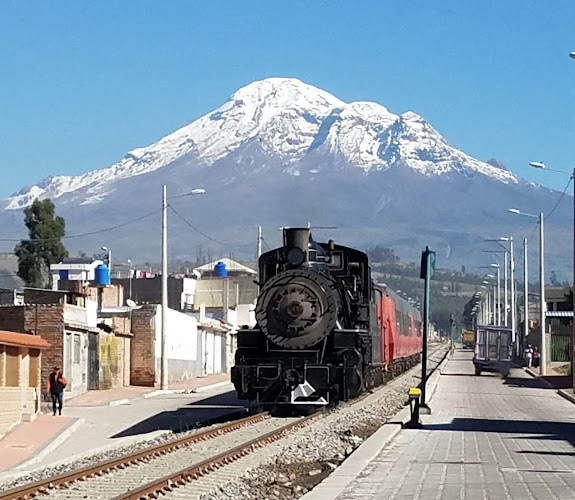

{"left": 0, "top": 330, "right": 49, "bottom": 437}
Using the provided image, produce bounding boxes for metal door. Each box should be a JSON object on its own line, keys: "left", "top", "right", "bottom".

{"left": 88, "top": 333, "right": 99, "bottom": 390}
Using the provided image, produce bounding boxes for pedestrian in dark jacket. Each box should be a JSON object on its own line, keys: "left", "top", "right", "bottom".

{"left": 46, "top": 366, "right": 67, "bottom": 416}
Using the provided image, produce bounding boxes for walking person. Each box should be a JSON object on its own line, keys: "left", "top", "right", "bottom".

{"left": 533, "top": 346, "right": 541, "bottom": 369}
{"left": 46, "top": 366, "right": 67, "bottom": 416}
{"left": 524, "top": 345, "right": 533, "bottom": 369}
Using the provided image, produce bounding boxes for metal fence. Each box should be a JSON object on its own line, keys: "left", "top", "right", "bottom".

{"left": 550, "top": 334, "right": 571, "bottom": 362}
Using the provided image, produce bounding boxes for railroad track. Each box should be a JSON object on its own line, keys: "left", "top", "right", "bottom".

{"left": 1, "top": 344, "right": 448, "bottom": 500}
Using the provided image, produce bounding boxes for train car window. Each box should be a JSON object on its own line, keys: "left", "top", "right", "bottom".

{"left": 327, "top": 251, "right": 344, "bottom": 271}
{"left": 415, "top": 320, "right": 422, "bottom": 336}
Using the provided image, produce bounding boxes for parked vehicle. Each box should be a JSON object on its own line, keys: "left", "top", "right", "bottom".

{"left": 473, "top": 325, "right": 512, "bottom": 377}
{"left": 462, "top": 330, "right": 475, "bottom": 349}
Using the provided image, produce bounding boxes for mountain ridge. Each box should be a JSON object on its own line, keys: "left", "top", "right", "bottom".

{"left": 1, "top": 77, "right": 571, "bottom": 278}
{"left": 5, "top": 77, "right": 519, "bottom": 211}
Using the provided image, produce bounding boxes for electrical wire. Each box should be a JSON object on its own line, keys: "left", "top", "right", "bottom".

{"left": 545, "top": 177, "right": 572, "bottom": 221}
{"left": 526, "top": 176, "right": 572, "bottom": 245}
{"left": 260, "top": 237, "right": 272, "bottom": 252}
{"left": 0, "top": 209, "right": 162, "bottom": 243}
{"left": 168, "top": 204, "right": 252, "bottom": 248}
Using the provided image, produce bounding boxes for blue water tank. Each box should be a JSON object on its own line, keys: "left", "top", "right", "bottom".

{"left": 95, "top": 264, "right": 111, "bottom": 285}
{"left": 214, "top": 261, "right": 228, "bottom": 278}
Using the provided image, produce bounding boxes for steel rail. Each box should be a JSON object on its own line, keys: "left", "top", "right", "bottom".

{"left": 112, "top": 412, "right": 320, "bottom": 500}
{"left": 112, "top": 346, "right": 448, "bottom": 500}
{"left": 0, "top": 412, "right": 269, "bottom": 500}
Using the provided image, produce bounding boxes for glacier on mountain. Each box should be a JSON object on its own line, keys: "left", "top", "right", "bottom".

{"left": 6, "top": 77, "right": 519, "bottom": 210}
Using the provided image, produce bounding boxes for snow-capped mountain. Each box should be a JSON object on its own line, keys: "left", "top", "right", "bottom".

{"left": 7, "top": 78, "right": 517, "bottom": 210}
{"left": 1, "top": 78, "right": 572, "bottom": 274}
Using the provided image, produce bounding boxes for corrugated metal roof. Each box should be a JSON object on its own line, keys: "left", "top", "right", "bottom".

{"left": 546, "top": 311, "right": 574, "bottom": 317}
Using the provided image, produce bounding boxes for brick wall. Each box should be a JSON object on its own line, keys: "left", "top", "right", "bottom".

{"left": 0, "top": 387, "right": 21, "bottom": 436}
{"left": 130, "top": 305, "right": 157, "bottom": 386}
{"left": 0, "top": 306, "right": 26, "bottom": 332}
{"left": 112, "top": 316, "right": 131, "bottom": 336}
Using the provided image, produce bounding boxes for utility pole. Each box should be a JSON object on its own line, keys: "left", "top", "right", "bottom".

{"left": 504, "top": 249, "right": 508, "bottom": 326}
{"left": 539, "top": 212, "right": 547, "bottom": 376}
{"left": 257, "top": 226, "right": 262, "bottom": 259}
{"left": 523, "top": 239, "right": 528, "bottom": 352}
{"left": 420, "top": 246, "right": 435, "bottom": 412}
{"left": 510, "top": 237, "right": 516, "bottom": 355}
{"left": 161, "top": 185, "right": 168, "bottom": 390}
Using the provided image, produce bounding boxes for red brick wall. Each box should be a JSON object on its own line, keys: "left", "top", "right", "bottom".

{"left": 130, "top": 305, "right": 157, "bottom": 386}
{"left": 0, "top": 305, "right": 64, "bottom": 400}
{"left": 24, "top": 306, "right": 64, "bottom": 400}
{"left": 112, "top": 316, "right": 131, "bottom": 336}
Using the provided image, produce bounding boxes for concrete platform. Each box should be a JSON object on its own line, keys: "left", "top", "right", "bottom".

{"left": 307, "top": 348, "right": 575, "bottom": 500}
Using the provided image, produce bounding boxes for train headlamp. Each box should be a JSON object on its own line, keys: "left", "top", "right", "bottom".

{"left": 287, "top": 247, "right": 306, "bottom": 266}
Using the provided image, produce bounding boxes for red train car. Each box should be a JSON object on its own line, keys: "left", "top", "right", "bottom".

{"left": 376, "top": 286, "right": 423, "bottom": 376}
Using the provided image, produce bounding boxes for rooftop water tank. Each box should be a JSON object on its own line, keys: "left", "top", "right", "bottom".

{"left": 95, "top": 264, "right": 111, "bottom": 286}
{"left": 214, "top": 261, "right": 228, "bottom": 278}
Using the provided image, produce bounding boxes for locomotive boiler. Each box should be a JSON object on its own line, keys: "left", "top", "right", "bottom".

{"left": 231, "top": 227, "right": 422, "bottom": 412}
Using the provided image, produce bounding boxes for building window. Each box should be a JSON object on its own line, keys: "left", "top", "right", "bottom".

{"left": 74, "top": 334, "right": 81, "bottom": 364}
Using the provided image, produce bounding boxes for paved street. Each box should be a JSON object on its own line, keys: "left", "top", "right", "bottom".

{"left": 338, "top": 349, "right": 575, "bottom": 500}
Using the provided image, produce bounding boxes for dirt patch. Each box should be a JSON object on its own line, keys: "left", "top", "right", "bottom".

{"left": 254, "top": 459, "right": 345, "bottom": 498}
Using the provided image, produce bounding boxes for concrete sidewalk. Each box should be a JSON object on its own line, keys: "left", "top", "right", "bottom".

{"left": 0, "top": 373, "right": 232, "bottom": 476}
{"left": 0, "top": 415, "right": 81, "bottom": 472}
{"left": 307, "top": 349, "right": 575, "bottom": 500}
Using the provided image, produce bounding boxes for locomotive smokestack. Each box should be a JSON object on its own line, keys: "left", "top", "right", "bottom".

{"left": 284, "top": 228, "right": 310, "bottom": 261}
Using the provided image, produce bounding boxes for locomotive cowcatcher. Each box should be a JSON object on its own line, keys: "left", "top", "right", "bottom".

{"left": 231, "top": 227, "right": 422, "bottom": 412}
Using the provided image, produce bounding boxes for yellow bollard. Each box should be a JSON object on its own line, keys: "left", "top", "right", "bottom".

{"left": 406, "top": 388, "right": 423, "bottom": 428}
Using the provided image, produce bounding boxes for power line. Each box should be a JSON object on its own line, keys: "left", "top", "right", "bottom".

{"left": 526, "top": 176, "right": 572, "bottom": 245}
{"left": 260, "top": 237, "right": 272, "bottom": 252}
{"left": 168, "top": 205, "right": 252, "bottom": 248}
{"left": 545, "top": 177, "right": 572, "bottom": 221}
{"left": 0, "top": 209, "right": 162, "bottom": 243}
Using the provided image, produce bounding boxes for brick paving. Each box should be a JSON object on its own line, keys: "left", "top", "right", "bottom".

{"left": 337, "top": 349, "right": 575, "bottom": 500}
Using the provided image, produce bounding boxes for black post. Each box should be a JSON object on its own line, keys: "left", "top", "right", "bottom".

{"left": 420, "top": 246, "right": 435, "bottom": 413}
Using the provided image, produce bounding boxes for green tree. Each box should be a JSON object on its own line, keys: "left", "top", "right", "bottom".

{"left": 14, "top": 199, "right": 68, "bottom": 288}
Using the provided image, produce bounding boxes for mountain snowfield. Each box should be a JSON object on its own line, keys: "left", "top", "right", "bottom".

{"left": 2, "top": 77, "right": 571, "bottom": 275}
{"left": 6, "top": 78, "right": 519, "bottom": 211}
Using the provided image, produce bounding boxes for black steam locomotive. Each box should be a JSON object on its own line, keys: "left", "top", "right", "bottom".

{"left": 231, "top": 227, "right": 379, "bottom": 412}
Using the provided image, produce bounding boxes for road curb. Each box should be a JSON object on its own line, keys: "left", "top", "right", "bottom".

{"left": 10, "top": 417, "right": 85, "bottom": 472}
{"left": 300, "top": 423, "right": 403, "bottom": 500}
{"left": 143, "top": 381, "right": 232, "bottom": 399}
{"left": 523, "top": 367, "right": 556, "bottom": 389}
{"left": 557, "top": 389, "right": 575, "bottom": 405}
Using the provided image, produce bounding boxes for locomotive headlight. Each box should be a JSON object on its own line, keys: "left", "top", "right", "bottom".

{"left": 287, "top": 247, "right": 306, "bottom": 266}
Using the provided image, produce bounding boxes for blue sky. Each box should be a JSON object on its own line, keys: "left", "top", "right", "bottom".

{"left": 1, "top": 1, "right": 575, "bottom": 198}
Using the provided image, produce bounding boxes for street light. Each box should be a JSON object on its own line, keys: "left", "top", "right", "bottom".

{"left": 484, "top": 245, "right": 508, "bottom": 326}
{"left": 481, "top": 264, "right": 501, "bottom": 325}
{"left": 486, "top": 236, "right": 515, "bottom": 342}
{"left": 530, "top": 159, "right": 575, "bottom": 379}
{"left": 509, "top": 208, "right": 546, "bottom": 375}
{"left": 161, "top": 185, "right": 206, "bottom": 391}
